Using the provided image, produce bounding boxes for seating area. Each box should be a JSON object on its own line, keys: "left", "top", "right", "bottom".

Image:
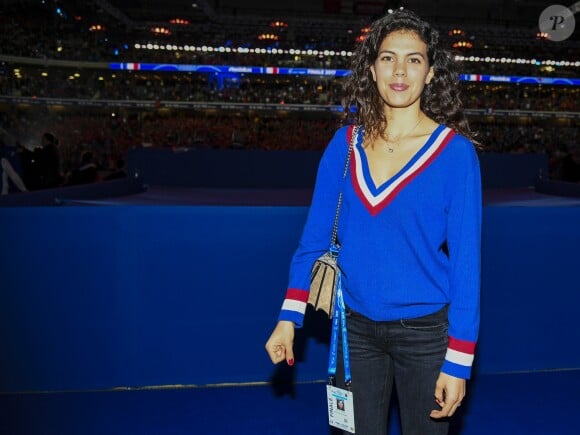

{"left": 1, "top": 1, "right": 578, "bottom": 189}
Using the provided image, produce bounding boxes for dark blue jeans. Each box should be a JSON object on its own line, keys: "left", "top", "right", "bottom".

{"left": 334, "top": 305, "right": 449, "bottom": 435}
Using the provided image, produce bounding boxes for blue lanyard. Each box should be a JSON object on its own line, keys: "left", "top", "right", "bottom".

{"left": 327, "top": 271, "right": 351, "bottom": 387}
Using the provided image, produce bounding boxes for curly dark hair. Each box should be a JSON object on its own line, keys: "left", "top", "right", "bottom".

{"left": 342, "top": 9, "right": 480, "bottom": 146}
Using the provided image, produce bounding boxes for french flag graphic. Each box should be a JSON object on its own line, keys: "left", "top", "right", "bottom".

{"left": 352, "top": 127, "right": 455, "bottom": 216}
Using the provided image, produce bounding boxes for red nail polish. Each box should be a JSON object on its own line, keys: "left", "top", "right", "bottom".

{"left": 288, "top": 358, "right": 294, "bottom": 366}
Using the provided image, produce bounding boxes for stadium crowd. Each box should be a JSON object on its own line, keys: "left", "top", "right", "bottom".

{"left": 2, "top": 66, "right": 578, "bottom": 113}
{"left": 2, "top": 108, "right": 578, "bottom": 186}
{"left": 0, "top": 0, "right": 578, "bottom": 191}
{"left": 1, "top": 0, "right": 578, "bottom": 77}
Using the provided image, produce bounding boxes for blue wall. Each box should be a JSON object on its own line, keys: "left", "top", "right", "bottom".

{"left": 478, "top": 205, "right": 580, "bottom": 373}
{"left": 126, "top": 148, "right": 548, "bottom": 189}
{"left": 1, "top": 202, "right": 579, "bottom": 392}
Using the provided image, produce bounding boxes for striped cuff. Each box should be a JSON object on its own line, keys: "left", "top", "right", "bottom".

{"left": 442, "top": 336, "right": 476, "bottom": 379}
{"left": 278, "top": 288, "right": 308, "bottom": 328}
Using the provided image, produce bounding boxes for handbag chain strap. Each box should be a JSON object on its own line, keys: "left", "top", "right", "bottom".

{"left": 329, "top": 125, "right": 359, "bottom": 250}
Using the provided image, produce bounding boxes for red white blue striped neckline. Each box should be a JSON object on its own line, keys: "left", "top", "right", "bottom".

{"left": 351, "top": 125, "right": 455, "bottom": 215}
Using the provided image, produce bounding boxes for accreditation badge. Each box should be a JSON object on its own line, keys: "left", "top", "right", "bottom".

{"left": 327, "top": 385, "right": 355, "bottom": 433}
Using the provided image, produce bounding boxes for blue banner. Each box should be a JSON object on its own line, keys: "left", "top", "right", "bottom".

{"left": 109, "top": 63, "right": 580, "bottom": 85}
{"left": 459, "top": 74, "right": 580, "bottom": 86}
{"left": 109, "top": 63, "right": 350, "bottom": 77}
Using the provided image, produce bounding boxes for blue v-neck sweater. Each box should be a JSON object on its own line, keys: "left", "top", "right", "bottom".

{"left": 279, "top": 124, "right": 482, "bottom": 379}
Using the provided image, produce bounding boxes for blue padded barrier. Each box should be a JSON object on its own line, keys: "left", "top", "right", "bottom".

{"left": 0, "top": 201, "right": 579, "bottom": 392}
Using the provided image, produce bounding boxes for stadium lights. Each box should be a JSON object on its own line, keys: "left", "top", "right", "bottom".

{"left": 356, "top": 26, "right": 371, "bottom": 42}
{"left": 449, "top": 29, "right": 466, "bottom": 36}
{"left": 453, "top": 41, "right": 473, "bottom": 49}
{"left": 169, "top": 18, "right": 190, "bottom": 25}
{"left": 130, "top": 42, "right": 577, "bottom": 66}
{"left": 258, "top": 33, "right": 278, "bottom": 41}
{"left": 151, "top": 27, "right": 171, "bottom": 36}
{"left": 454, "top": 54, "right": 579, "bottom": 67}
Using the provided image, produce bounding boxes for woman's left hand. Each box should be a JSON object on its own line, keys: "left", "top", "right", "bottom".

{"left": 430, "top": 372, "right": 466, "bottom": 419}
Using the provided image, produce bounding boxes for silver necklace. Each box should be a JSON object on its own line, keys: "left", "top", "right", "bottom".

{"left": 384, "top": 115, "right": 424, "bottom": 153}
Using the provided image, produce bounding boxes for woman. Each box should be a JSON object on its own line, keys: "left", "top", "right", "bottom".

{"left": 266, "top": 9, "right": 482, "bottom": 435}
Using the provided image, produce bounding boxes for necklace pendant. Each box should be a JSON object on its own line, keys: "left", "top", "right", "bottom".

{"left": 387, "top": 146, "right": 394, "bottom": 153}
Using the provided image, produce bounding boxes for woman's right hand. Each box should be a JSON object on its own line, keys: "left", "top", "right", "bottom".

{"left": 265, "top": 320, "right": 295, "bottom": 366}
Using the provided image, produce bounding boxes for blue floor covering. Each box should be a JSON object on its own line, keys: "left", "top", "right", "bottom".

{"left": 1, "top": 369, "right": 579, "bottom": 434}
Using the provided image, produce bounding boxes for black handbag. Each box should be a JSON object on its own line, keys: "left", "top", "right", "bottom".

{"left": 308, "top": 126, "right": 358, "bottom": 318}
